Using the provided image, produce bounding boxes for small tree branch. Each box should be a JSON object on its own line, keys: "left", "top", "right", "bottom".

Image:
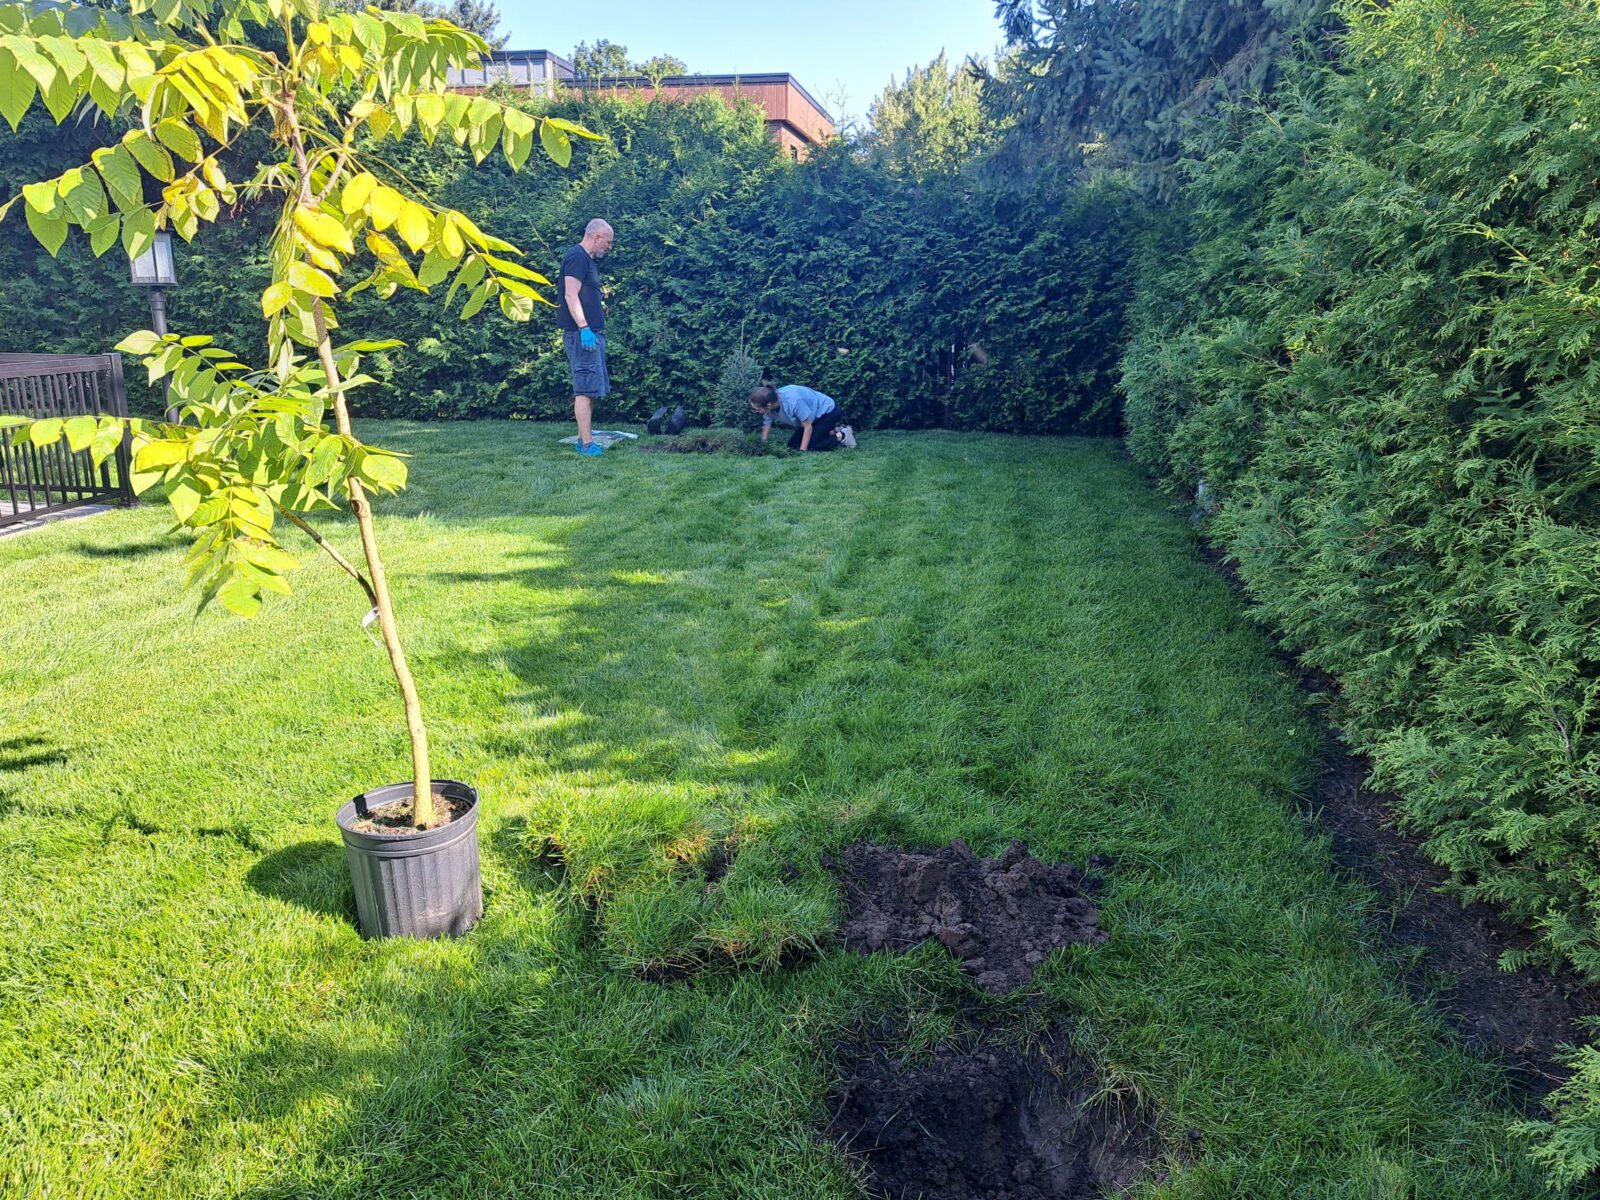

{"left": 312, "top": 141, "right": 354, "bottom": 206}
{"left": 276, "top": 503, "right": 378, "bottom": 609}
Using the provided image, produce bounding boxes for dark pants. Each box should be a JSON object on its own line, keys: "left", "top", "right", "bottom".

{"left": 789, "top": 408, "right": 842, "bottom": 451}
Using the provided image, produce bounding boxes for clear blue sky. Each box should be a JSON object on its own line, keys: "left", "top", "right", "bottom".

{"left": 494, "top": 0, "right": 1010, "bottom": 129}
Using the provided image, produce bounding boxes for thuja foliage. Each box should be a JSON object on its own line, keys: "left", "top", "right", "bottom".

{"left": 633, "top": 141, "right": 1139, "bottom": 434}
{"left": 1106, "top": 0, "right": 1600, "bottom": 1172}
{"left": 1127, "top": 0, "right": 1600, "bottom": 974}
{"left": 1514, "top": 1032, "right": 1600, "bottom": 1189}
{"left": 382, "top": 132, "right": 1143, "bottom": 434}
{"left": 0, "top": 88, "right": 1142, "bottom": 433}
{"left": 1125, "top": 0, "right": 1600, "bottom": 989}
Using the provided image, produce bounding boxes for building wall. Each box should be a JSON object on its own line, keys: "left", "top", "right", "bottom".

{"left": 576, "top": 80, "right": 835, "bottom": 155}
{"left": 451, "top": 58, "right": 560, "bottom": 95}
{"left": 769, "top": 123, "right": 813, "bottom": 160}
{"left": 447, "top": 62, "right": 836, "bottom": 155}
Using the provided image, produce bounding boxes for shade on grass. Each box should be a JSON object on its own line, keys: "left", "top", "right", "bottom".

{"left": 0, "top": 424, "right": 1546, "bottom": 1196}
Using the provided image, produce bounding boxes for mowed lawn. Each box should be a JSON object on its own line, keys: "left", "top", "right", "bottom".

{"left": 0, "top": 423, "right": 1547, "bottom": 1198}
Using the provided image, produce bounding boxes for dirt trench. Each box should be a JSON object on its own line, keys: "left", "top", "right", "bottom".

{"left": 1197, "top": 538, "right": 1600, "bottom": 1099}
{"left": 825, "top": 839, "right": 1150, "bottom": 1198}
{"left": 829, "top": 1034, "right": 1151, "bottom": 1200}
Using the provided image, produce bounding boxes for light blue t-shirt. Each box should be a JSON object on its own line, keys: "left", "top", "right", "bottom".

{"left": 763, "top": 384, "right": 837, "bottom": 428}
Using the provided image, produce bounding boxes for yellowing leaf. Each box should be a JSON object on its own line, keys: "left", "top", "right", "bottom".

{"left": 499, "top": 290, "right": 534, "bottom": 322}
{"left": 341, "top": 171, "right": 377, "bottom": 214}
{"left": 540, "top": 119, "right": 572, "bottom": 168}
{"left": 261, "top": 280, "right": 292, "bottom": 316}
{"left": 200, "top": 157, "right": 229, "bottom": 193}
{"left": 415, "top": 92, "right": 445, "bottom": 131}
{"left": 439, "top": 213, "right": 465, "bottom": 258}
{"left": 22, "top": 180, "right": 60, "bottom": 218}
{"left": 288, "top": 261, "right": 338, "bottom": 297}
{"left": 294, "top": 206, "right": 355, "bottom": 255}
{"left": 364, "top": 230, "right": 404, "bottom": 264}
{"left": 25, "top": 204, "right": 66, "bottom": 256}
{"left": 116, "top": 330, "right": 163, "bottom": 356}
{"left": 29, "top": 417, "right": 63, "bottom": 446}
{"left": 395, "top": 200, "right": 430, "bottom": 252}
{"left": 301, "top": 242, "right": 341, "bottom": 271}
{"left": 484, "top": 254, "right": 550, "bottom": 284}
{"left": 368, "top": 185, "right": 401, "bottom": 231}
{"left": 63, "top": 415, "right": 97, "bottom": 452}
{"left": 545, "top": 116, "right": 604, "bottom": 140}
{"left": 134, "top": 439, "right": 188, "bottom": 470}
{"left": 91, "top": 420, "right": 124, "bottom": 466}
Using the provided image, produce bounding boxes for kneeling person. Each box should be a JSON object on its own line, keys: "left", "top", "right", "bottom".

{"left": 750, "top": 383, "right": 853, "bottom": 451}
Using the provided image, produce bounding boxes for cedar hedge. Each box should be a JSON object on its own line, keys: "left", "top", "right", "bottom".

{"left": 0, "top": 90, "right": 1139, "bottom": 433}
{"left": 1117, "top": 2, "right": 1600, "bottom": 1177}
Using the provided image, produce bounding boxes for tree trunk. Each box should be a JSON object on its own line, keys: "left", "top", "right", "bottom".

{"left": 309, "top": 301, "right": 435, "bottom": 829}
{"left": 288, "top": 118, "right": 434, "bottom": 829}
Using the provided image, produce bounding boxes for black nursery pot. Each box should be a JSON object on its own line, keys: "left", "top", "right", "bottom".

{"left": 335, "top": 779, "right": 482, "bottom": 940}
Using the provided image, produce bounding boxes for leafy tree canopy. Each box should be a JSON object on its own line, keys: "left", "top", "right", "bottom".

{"left": 332, "top": 0, "right": 503, "bottom": 44}
{"left": 984, "top": 0, "right": 1333, "bottom": 191}
{"left": 570, "top": 39, "right": 685, "bottom": 80}
{"left": 865, "top": 51, "right": 994, "bottom": 181}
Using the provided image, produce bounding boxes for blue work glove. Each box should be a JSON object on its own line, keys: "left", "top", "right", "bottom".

{"left": 579, "top": 327, "right": 598, "bottom": 351}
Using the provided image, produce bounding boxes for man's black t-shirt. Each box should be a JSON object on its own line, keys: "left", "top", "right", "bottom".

{"left": 555, "top": 244, "right": 605, "bottom": 332}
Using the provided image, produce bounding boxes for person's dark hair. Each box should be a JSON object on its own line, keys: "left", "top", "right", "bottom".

{"left": 749, "top": 385, "right": 779, "bottom": 409}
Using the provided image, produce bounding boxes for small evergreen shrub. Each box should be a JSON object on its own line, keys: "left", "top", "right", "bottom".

{"left": 713, "top": 336, "right": 766, "bottom": 430}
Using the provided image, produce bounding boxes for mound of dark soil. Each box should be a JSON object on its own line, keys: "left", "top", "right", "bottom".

{"left": 829, "top": 1035, "right": 1150, "bottom": 1200}
{"left": 833, "top": 839, "right": 1106, "bottom": 994}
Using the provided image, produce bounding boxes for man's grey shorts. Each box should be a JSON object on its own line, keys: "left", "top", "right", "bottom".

{"left": 563, "top": 329, "right": 610, "bottom": 398}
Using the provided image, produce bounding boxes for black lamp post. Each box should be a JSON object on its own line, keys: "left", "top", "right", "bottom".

{"left": 129, "top": 230, "right": 178, "bottom": 421}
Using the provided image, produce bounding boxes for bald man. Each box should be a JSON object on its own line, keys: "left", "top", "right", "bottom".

{"left": 555, "top": 218, "right": 615, "bottom": 456}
